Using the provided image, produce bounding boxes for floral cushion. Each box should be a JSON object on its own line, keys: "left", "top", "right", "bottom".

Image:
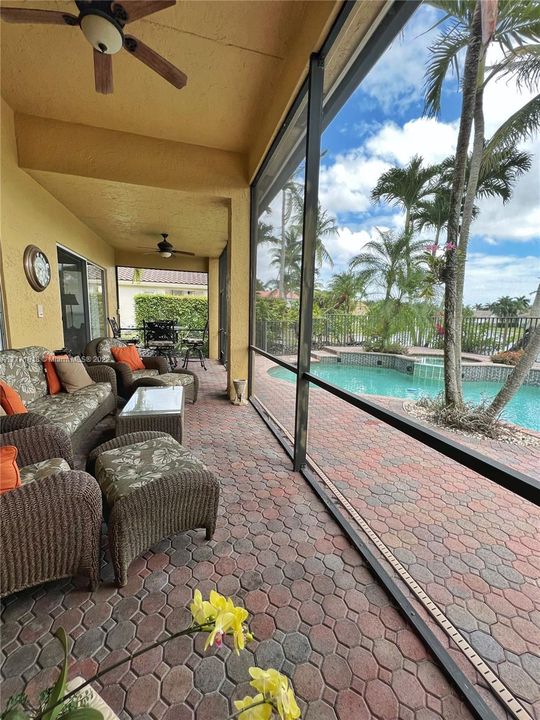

{"left": 20, "top": 458, "right": 70, "bottom": 485}
{"left": 132, "top": 369, "right": 160, "bottom": 379}
{"left": 28, "top": 383, "right": 111, "bottom": 435}
{"left": 0, "top": 347, "right": 53, "bottom": 405}
{"left": 20, "top": 346, "right": 49, "bottom": 400}
{"left": 0, "top": 350, "right": 36, "bottom": 405}
{"left": 96, "top": 435, "right": 205, "bottom": 505}
{"left": 96, "top": 338, "right": 127, "bottom": 362}
{"left": 157, "top": 373, "right": 194, "bottom": 387}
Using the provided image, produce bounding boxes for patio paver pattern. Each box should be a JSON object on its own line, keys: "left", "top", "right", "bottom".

{"left": 0, "top": 362, "right": 488, "bottom": 720}
{"left": 254, "top": 354, "right": 540, "bottom": 718}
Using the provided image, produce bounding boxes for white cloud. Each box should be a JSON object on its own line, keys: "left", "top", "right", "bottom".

{"left": 365, "top": 117, "right": 458, "bottom": 165}
{"left": 360, "top": 6, "right": 441, "bottom": 114}
{"left": 319, "top": 152, "right": 391, "bottom": 215}
{"left": 472, "top": 137, "right": 540, "bottom": 242}
{"left": 463, "top": 254, "right": 540, "bottom": 305}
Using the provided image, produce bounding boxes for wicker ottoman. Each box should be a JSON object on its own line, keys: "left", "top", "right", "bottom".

{"left": 88, "top": 431, "right": 220, "bottom": 587}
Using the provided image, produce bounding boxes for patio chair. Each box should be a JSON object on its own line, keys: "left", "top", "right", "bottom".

{"left": 108, "top": 316, "right": 139, "bottom": 344}
{"left": 181, "top": 321, "right": 208, "bottom": 370}
{"left": 144, "top": 320, "right": 178, "bottom": 369}
{"left": 0, "top": 416, "right": 102, "bottom": 596}
{"left": 84, "top": 337, "right": 198, "bottom": 402}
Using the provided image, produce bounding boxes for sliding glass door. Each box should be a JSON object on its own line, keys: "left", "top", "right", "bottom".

{"left": 57, "top": 247, "right": 106, "bottom": 354}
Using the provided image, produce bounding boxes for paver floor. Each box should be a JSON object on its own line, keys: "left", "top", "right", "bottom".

{"left": 0, "top": 362, "right": 503, "bottom": 720}
{"left": 254, "top": 354, "right": 540, "bottom": 717}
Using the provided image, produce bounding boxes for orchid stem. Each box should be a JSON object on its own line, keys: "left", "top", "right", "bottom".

{"left": 34, "top": 622, "right": 214, "bottom": 720}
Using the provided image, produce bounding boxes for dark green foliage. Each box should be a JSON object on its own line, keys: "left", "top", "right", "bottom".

{"left": 134, "top": 295, "right": 208, "bottom": 330}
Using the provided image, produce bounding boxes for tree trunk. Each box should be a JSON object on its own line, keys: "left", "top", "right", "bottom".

{"left": 443, "top": 2, "right": 482, "bottom": 407}
{"left": 486, "top": 327, "right": 540, "bottom": 418}
{"left": 530, "top": 283, "right": 540, "bottom": 316}
{"left": 279, "top": 190, "right": 286, "bottom": 299}
{"left": 454, "top": 82, "right": 485, "bottom": 385}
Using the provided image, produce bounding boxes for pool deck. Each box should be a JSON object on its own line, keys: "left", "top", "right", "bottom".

{"left": 255, "top": 354, "right": 540, "bottom": 717}
{"left": 322, "top": 346, "right": 540, "bottom": 369}
{"left": 2, "top": 360, "right": 539, "bottom": 720}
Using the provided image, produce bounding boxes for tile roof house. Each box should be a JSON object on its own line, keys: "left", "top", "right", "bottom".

{"left": 118, "top": 267, "right": 207, "bottom": 327}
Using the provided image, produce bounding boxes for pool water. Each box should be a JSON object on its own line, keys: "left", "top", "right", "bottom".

{"left": 269, "top": 363, "right": 540, "bottom": 432}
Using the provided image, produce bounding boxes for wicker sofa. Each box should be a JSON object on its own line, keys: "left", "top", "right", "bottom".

{"left": 84, "top": 337, "right": 198, "bottom": 402}
{"left": 0, "top": 418, "right": 102, "bottom": 596}
{"left": 0, "top": 346, "right": 116, "bottom": 451}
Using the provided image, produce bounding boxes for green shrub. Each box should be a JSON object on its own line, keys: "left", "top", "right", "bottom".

{"left": 134, "top": 294, "right": 207, "bottom": 330}
{"left": 363, "top": 339, "right": 407, "bottom": 354}
{"left": 491, "top": 350, "right": 524, "bottom": 366}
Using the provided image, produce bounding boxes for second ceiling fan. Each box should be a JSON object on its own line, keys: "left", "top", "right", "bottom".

{"left": 0, "top": 0, "right": 187, "bottom": 94}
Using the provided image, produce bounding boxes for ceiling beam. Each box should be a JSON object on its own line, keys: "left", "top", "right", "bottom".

{"left": 15, "top": 113, "right": 248, "bottom": 196}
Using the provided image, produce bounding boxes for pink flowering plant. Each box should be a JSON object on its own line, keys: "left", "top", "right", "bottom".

{"left": 2, "top": 591, "right": 301, "bottom": 720}
{"left": 420, "top": 240, "right": 457, "bottom": 298}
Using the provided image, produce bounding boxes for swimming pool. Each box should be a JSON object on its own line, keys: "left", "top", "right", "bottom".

{"left": 269, "top": 363, "right": 540, "bottom": 432}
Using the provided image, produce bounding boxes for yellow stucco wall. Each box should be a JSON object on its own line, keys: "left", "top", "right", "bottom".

{"left": 0, "top": 99, "right": 117, "bottom": 350}
{"left": 207, "top": 257, "right": 220, "bottom": 360}
{"left": 227, "top": 191, "right": 250, "bottom": 399}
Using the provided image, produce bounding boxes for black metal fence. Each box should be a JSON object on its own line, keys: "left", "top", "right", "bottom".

{"left": 255, "top": 315, "right": 540, "bottom": 356}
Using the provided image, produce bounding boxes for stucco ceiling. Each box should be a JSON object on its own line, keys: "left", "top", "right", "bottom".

{"left": 28, "top": 169, "right": 229, "bottom": 258}
{"left": 0, "top": 0, "right": 314, "bottom": 153}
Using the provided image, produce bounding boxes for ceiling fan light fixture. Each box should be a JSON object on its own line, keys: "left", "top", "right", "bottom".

{"left": 159, "top": 251, "right": 172, "bottom": 258}
{"left": 80, "top": 11, "right": 123, "bottom": 54}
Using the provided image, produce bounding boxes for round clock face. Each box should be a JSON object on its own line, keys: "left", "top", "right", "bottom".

{"left": 34, "top": 253, "right": 51, "bottom": 287}
{"left": 24, "top": 245, "right": 51, "bottom": 292}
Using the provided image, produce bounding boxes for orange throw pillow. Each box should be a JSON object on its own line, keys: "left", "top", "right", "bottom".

{"left": 43, "top": 354, "right": 68, "bottom": 395}
{"left": 0, "top": 381, "right": 27, "bottom": 415}
{"left": 111, "top": 344, "right": 145, "bottom": 371}
{"left": 0, "top": 446, "right": 21, "bottom": 493}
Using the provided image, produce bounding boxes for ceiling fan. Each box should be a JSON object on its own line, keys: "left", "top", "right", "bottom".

{"left": 0, "top": 0, "right": 187, "bottom": 94}
{"left": 139, "top": 233, "right": 195, "bottom": 258}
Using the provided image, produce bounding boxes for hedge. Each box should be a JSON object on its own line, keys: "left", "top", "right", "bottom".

{"left": 134, "top": 294, "right": 208, "bottom": 330}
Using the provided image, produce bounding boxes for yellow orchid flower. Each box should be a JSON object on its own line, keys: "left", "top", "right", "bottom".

{"left": 249, "top": 667, "right": 287, "bottom": 697}
{"left": 234, "top": 694, "right": 272, "bottom": 720}
{"left": 229, "top": 605, "right": 250, "bottom": 654}
{"left": 190, "top": 589, "right": 216, "bottom": 626}
{"left": 248, "top": 668, "right": 301, "bottom": 720}
{"left": 191, "top": 590, "right": 253, "bottom": 653}
{"left": 275, "top": 686, "right": 301, "bottom": 720}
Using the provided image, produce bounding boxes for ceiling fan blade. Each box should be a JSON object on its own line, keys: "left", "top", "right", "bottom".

{"left": 171, "top": 250, "right": 196, "bottom": 256}
{"left": 124, "top": 35, "right": 187, "bottom": 89}
{"left": 94, "top": 50, "right": 113, "bottom": 94}
{"left": 112, "top": 1, "right": 175, "bottom": 23}
{"left": 0, "top": 7, "right": 78, "bottom": 24}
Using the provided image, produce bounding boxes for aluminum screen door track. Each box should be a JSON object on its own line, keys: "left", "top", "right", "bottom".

{"left": 250, "top": 397, "right": 532, "bottom": 720}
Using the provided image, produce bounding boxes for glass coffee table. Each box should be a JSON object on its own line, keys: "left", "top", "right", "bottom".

{"left": 116, "top": 386, "right": 185, "bottom": 443}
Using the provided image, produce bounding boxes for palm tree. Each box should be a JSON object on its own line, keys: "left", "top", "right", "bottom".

{"left": 349, "top": 230, "right": 425, "bottom": 303}
{"left": 314, "top": 207, "right": 336, "bottom": 269}
{"left": 412, "top": 189, "right": 452, "bottom": 244}
{"left": 371, "top": 155, "right": 441, "bottom": 236}
{"left": 269, "top": 227, "right": 302, "bottom": 298}
{"left": 425, "top": 0, "right": 540, "bottom": 405}
{"left": 328, "top": 271, "right": 366, "bottom": 313}
{"left": 257, "top": 219, "right": 278, "bottom": 247}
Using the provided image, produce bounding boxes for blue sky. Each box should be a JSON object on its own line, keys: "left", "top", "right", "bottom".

{"left": 313, "top": 4, "right": 540, "bottom": 306}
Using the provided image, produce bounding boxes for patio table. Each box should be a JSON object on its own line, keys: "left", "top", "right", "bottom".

{"left": 116, "top": 385, "right": 185, "bottom": 442}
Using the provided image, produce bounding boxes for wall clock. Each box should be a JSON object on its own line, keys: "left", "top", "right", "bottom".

{"left": 23, "top": 245, "right": 51, "bottom": 292}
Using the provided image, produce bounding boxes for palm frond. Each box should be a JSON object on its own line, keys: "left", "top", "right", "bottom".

{"left": 483, "top": 94, "right": 540, "bottom": 161}
{"left": 487, "top": 44, "right": 540, "bottom": 92}
{"left": 424, "top": 23, "right": 470, "bottom": 116}
{"left": 478, "top": 149, "right": 532, "bottom": 202}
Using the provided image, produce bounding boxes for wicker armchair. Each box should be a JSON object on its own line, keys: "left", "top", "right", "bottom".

{"left": 84, "top": 337, "right": 198, "bottom": 402}
{"left": 0, "top": 418, "right": 102, "bottom": 597}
